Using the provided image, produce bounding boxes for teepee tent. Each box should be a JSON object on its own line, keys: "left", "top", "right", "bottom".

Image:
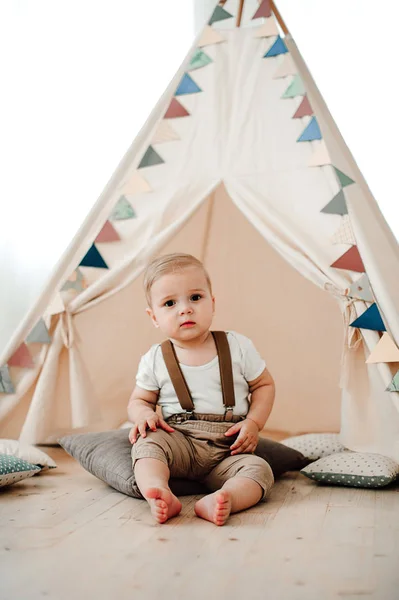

{"left": 1, "top": 0, "right": 398, "bottom": 460}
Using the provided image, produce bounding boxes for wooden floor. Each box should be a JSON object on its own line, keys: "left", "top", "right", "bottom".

{"left": 1, "top": 443, "right": 399, "bottom": 600}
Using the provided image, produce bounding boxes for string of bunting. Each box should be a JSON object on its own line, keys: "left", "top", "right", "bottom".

{"left": 261, "top": 22, "right": 399, "bottom": 394}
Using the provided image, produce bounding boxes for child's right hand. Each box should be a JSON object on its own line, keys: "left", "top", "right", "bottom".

{"left": 129, "top": 414, "right": 175, "bottom": 444}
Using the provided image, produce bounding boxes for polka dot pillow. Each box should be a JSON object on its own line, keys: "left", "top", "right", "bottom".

{"left": 301, "top": 451, "right": 399, "bottom": 488}
{"left": 281, "top": 433, "right": 346, "bottom": 461}
{"left": 0, "top": 453, "right": 41, "bottom": 488}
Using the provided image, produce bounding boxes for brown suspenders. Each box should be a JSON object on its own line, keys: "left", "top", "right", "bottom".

{"left": 160, "top": 331, "right": 236, "bottom": 415}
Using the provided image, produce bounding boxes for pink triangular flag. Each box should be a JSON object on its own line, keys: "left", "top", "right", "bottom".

{"left": 8, "top": 343, "right": 34, "bottom": 368}
{"left": 198, "top": 26, "right": 225, "bottom": 47}
{"left": 331, "top": 215, "right": 356, "bottom": 245}
{"left": 366, "top": 333, "right": 399, "bottom": 364}
{"left": 121, "top": 172, "right": 151, "bottom": 195}
{"left": 254, "top": 17, "right": 279, "bottom": 38}
{"left": 331, "top": 246, "right": 365, "bottom": 273}
{"left": 152, "top": 120, "right": 180, "bottom": 144}
{"left": 292, "top": 95, "right": 313, "bottom": 119}
{"left": 252, "top": 0, "right": 272, "bottom": 19}
{"left": 95, "top": 221, "right": 121, "bottom": 243}
{"left": 308, "top": 140, "right": 331, "bottom": 167}
{"left": 273, "top": 54, "right": 297, "bottom": 79}
{"left": 164, "top": 98, "right": 190, "bottom": 119}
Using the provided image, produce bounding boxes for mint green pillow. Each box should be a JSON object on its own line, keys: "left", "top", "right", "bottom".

{"left": 0, "top": 453, "right": 41, "bottom": 487}
{"left": 301, "top": 451, "right": 399, "bottom": 488}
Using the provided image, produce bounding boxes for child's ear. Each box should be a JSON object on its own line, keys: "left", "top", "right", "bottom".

{"left": 146, "top": 307, "right": 159, "bottom": 328}
{"left": 212, "top": 296, "right": 216, "bottom": 314}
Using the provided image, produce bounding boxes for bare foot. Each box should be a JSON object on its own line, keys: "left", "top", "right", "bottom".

{"left": 145, "top": 487, "right": 182, "bottom": 524}
{"left": 194, "top": 490, "right": 232, "bottom": 526}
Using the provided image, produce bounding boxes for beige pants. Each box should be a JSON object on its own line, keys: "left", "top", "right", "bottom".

{"left": 131, "top": 420, "right": 274, "bottom": 499}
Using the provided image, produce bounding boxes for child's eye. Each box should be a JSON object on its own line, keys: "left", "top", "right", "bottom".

{"left": 190, "top": 294, "right": 202, "bottom": 302}
{"left": 164, "top": 300, "right": 175, "bottom": 307}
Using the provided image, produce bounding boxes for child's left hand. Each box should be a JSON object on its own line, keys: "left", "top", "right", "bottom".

{"left": 224, "top": 418, "right": 259, "bottom": 455}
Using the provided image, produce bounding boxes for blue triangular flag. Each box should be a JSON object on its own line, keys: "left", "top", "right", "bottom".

{"left": 264, "top": 36, "right": 288, "bottom": 58}
{"left": 79, "top": 245, "right": 108, "bottom": 269}
{"left": 175, "top": 73, "right": 202, "bottom": 96}
{"left": 350, "top": 303, "right": 386, "bottom": 332}
{"left": 297, "top": 117, "right": 322, "bottom": 142}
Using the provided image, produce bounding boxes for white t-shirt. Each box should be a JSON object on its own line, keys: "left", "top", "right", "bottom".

{"left": 135, "top": 331, "right": 266, "bottom": 419}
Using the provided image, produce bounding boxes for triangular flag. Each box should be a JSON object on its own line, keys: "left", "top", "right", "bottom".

{"left": 321, "top": 190, "right": 348, "bottom": 216}
{"left": 0, "top": 365, "right": 15, "bottom": 394}
{"left": 308, "top": 140, "right": 331, "bottom": 167}
{"left": 121, "top": 172, "right": 151, "bottom": 195}
{"left": 297, "top": 117, "right": 322, "bottom": 142}
{"left": 45, "top": 292, "right": 64, "bottom": 316}
{"left": 79, "top": 245, "right": 108, "bottom": 269}
{"left": 386, "top": 370, "right": 399, "bottom": 392}
{"left": 331, "top": 215, "right": 356, "bottom": 245}
{"left": 175, "top": 73, "right": 202, "bottom": 96}
{"left": 188, "top": 49, "right": 213, "bottom": 71}
{"left": 61, "top": 268, "right": 87, "bottom": 293}
{"left": 164, "top": 98, "right": 190, "bottom": 119}
{"left": 95, "top": 221, "right": 121, "bottom": 243}
{"left": 350, "top": 303, "right": 386, "bottom": 332}
{"left": 348, "top": 274, "right": 374, "bottom": 302}
{"left": 252, "top": 0, "right": 272, "bottom": 19}
{"left": 282, "top": 74, "right": 305, "bottom": 99}
{"left": 264, "top": 36, "right": 288, "bottom": 58}
{"left": 138, "top": 146, "right": 164, "bottom": 169}
{"left": 8, "top": 343, "right": 34, "bottom": 368}
{"left": 209, "top": 5, "right": 233, "bottom": 25}
{"left": 366, "top": 333, "right": 399, "bottom": 364}
{"left": 334, "top": 167, "right": 355, "bottom": 188}
{"left": 273, "top": 53, "right": 297, "bottom": 78}
{"left": 293, "top": 95, "right": 313, "bottom": 119}
{"left": 198, "top": 26, "right": 225, "bottom": 47}
{"left": 254, "top": 18, "right": 279, "bottom": 38}
{"left": 331, "top": 245, "right": 365, "bottom": 273}
{"left": 26, "top": 318, "right": 51, "bottom": 344}
{"left": 110, "top": 196, "right": 136, "bottom": 221}
{"left": 152, "top": 120, "right": 180, "bottom": 145}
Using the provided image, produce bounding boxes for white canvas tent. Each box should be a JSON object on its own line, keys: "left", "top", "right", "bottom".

{"left": 1, "top": 0, "right": 398, "bottom": 459}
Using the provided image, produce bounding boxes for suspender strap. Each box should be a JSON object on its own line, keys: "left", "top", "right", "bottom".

{"left": 161, "top": 339, "right": 195, "bottom": 411}
{"left": 160, "top": 331, "right": 236, "bottom": 412}
{"left": 212, "top": 331, "right": 235, "bottom": 408}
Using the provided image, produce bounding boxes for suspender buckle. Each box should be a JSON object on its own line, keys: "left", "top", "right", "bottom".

{"left": 224, "top": 406, "right": 234, "bottom": 422}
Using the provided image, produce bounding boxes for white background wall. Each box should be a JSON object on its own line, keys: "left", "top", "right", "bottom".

{"left": 1, "top": 0, "right": 398, "bottom": 356}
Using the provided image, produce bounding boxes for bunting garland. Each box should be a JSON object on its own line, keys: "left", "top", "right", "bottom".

{"left": 138, "top": 146, "right": 164, "bottom": 169}
{"left": 321, "top": 190, "right": 348, "bottom": 216}
{"left": 347, "top": 274, "right": 374, "bottom": 302}
{"left": 0, "top": 365, "right": 15, "bottom": 394}
{"left": 273, "top": 54, "right": 297, "bottom": 79}
{"left": 252, "top": 0, "right": 272, "bottom": 19}
{"left": 26, "top": 318, "right": 51, "bottom": 344}
{"left": 349, "top": 303, "right": 386, "bottom": 332}
{"left": 8, "top": 343, "right": 34, "bottom": 368}
{"left": 121, "top": 172, "right": 151, "bottom": 195}
{"left": 254, "top": 18, "right": 279, "bottom": 38}
{"left": 331, "top": 215, "right": 356, "bottom": 245}
{"left": 164, "top": 98, "right": 190, "bottom": 119}
{"left": 188, "top": 49, "right": 213, "bottom": 71}
{"left": 175, "top": 74, "right": 202, "bottom": 96}
{"left": 282, "top": 75, "right": 305, "bottom": 99}
{"left": 293, "top": 96, "right": 313, "bottom": 119}
{"left": 387, "top": 371, "right": 399, "bottom": 392}
{"left": 95, "top": 221, "right": 121, "bottom": 243}
{"left": 209, "top": 5, "right": 233, "bottom": 25}
{"left": 308, "top": 140, "right": 330, "bottom": 167}
{"left": 366, "top": 333, "right": 399, "bottom": 364}
{"left": 264, "top": 36, "right": 288, "bottom": 58}
{"left": 297, "top": 117, "right": 322, "bottom": 142}
{"left": 79, "top": 244, "right": 108, "bottom": 269}
{"left": 110, "top": 196, "right": 136, "bottom": 221}
{"left": 198, "top": 26, "right": 225, "bottom": 47}
{"left": 61, "top": 268, "right": 87, "bottom": 292}
{"left": 330, "top": 245, "right": 365, "bottom": 273}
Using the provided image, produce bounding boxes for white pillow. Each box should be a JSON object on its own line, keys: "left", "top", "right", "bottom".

{"left": 301, "top": 451, "right": 399, "bottom": 488}
{"left": 0, "top": 439, "right": 57, "bottom": 470}
{"left": 281, "top": 433, "right": 346, "bottom": 460}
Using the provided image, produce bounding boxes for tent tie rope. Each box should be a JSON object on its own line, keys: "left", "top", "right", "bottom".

{"left": 60, "top": 309, "right": 75, "bottom": 349}
{"left": 324, "top": 283, "right": 363, "bottom": 351}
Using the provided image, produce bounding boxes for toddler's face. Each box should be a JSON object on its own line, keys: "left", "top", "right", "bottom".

{"left": 147, "top": 266, "right": 215, "bottom": 341}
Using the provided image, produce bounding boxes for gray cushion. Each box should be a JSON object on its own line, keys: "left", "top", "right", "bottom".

{"left": 59, "top": 428, "right": 309, "bottom": 498}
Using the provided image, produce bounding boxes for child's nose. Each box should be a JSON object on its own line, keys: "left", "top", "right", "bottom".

{"left": 179, "top": 303, "right": 193, "bottom": 315}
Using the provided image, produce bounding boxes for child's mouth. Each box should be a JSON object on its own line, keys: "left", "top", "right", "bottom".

{"left": 181, "top": 321, "right": 195, "bottom": 327}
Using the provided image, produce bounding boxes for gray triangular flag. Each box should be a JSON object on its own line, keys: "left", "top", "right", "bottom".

{"left": 26, "top": 318, "right": 51, "bottom": 344}
{"left": 348, "top": 274, "right": 374, "bottom": 302}
{"left": 321, "top": 190, "right": 348, "bottom": 215}
{"left": 0, "top": 365, "right": 15, "bottom": 394}
{"left": 138, "top": 146, "right": 164, "bottom": 169}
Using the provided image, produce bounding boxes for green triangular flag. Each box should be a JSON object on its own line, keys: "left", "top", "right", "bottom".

{"left": 209, "top": 5, "right": 233, "bottom": 25}
{"left": 110, "top": 196, "right": 136, "bottom": 221}
{"left": 321, "top": 190, "right": 348, "bottom": 215}
{"left": 138, "top": 146, "right": 164, "bottom": 169}
{"left": 0, "top": 365, "right": 15, "bottom": 394}
{"left": 26, "top": 318, "right": 51, "bottom": 344}
{"left": 334, "top": 167, "right": 355, "bottom": 188}
{"left": 189, "top": 49, "right": 213, "bottom": 71}
{"left": 386, "top": 370, "right": 399, "bottom": 392}
{"left": 282, "top": 75, "right": 305, "bottom": 99}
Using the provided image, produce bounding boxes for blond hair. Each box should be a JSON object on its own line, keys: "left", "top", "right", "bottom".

{"left": 143, "top": 253, "right": 212, "bottom": 306}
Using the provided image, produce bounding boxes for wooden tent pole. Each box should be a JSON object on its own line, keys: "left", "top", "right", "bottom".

{"left": 270, "top": 0, "right": 289, "bottom": 35}
{"left": 236, "top": 0, "right": 245, "bottom": 27}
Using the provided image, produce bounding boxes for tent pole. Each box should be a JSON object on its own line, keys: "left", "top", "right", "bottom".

{"left": 200, "top": 192, "right": 215, "bottom": 264}
{"left": 270, "top": 0, "right": 289, "bottom": 35}
{"left": 236, "top": 0, "right": 245, "bottom": 27}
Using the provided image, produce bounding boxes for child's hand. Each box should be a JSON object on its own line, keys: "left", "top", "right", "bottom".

{"left": 129, "top": 414, "right": 175, "bottom": 444}
{"left": 224, "top": 418, "right": 259, "bottom": 455}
